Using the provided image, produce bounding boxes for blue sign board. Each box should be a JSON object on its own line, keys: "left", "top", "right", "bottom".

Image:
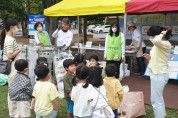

{"left": 29, "top": 15, "right": 45, "bottom": 35}
{"left": 119, "top": 13, "right": 178, "bottom": 41}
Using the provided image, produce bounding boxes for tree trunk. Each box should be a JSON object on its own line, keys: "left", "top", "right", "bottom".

{"left": 79, "top": 17, "right": 82, "bottom": 34}
{"left": 83, "top": 17, "right": 87, "bottom": 44}
{"left": 49, "top": 17, "right": 58, "bottom": 45}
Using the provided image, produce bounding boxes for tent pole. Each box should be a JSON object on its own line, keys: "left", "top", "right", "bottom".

{"left": 77, "top": 16, "right": 80, "bottom": 53}
{"left": 123, "top": 13, "right": 127, "bottom": 78}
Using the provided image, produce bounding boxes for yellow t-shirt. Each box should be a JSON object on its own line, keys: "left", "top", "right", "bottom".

{"left": 103, "top": 77, "right": 124, "bottom": 110}
{"left": 33, "top": 81, "right": 59, "bottom": 116}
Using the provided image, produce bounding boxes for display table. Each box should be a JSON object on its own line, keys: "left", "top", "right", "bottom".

{"left": 71, "top": 46, "right": 137, "bottom": 71}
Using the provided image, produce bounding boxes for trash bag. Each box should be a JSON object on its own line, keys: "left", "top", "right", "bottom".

{"left": 54, "top": 52, "right": 74, "bottom": 98}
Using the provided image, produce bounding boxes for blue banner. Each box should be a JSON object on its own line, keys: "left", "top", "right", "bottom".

{"left": 119, "top": 13, "right": 178, "bottom": 41}
{"left": 29, "top": 15, "right": 45, "bottom": 35}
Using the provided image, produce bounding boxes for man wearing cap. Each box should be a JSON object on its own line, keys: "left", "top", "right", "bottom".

{"left": 128, "top": 22, "right": 146, "bottom": 76}
{"left": 52, "top": 19, "right": 73, "bottom": 50}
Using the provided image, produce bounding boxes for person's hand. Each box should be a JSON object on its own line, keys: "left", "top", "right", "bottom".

{"left": 161, "top": 30, "right": 167, "bottom": 35}
{"left": 88, "top": 99, "right": 93, "bottom": 102}
{"left": 58, "top": 22, "right": 62, "bottom": 30}
{"left": 63, "top": 46, "right": 69, "bottom": 50}
{"left": 122, "top": 57, "right": 124, "bottom": 62}
{"left": 104, "top": 57, "right": 106, "bottom": 61}
{"left": 18, "top": 47, "right": 21, "bottom": 52}
{"left": 143, "top": 53, "right": 151, "bottom": 60}
{"left": 136, "top": 47, "right": 140, "bottom": 51}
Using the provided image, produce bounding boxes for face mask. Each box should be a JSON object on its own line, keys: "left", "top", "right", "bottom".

{"left": 13, "top": 27, "right": 19, "bottom": 34}
{"left": 37, "top": 27, "right": 43, "bottom": 32}
{"left": 112, "top": 28, "right": 117, "bottom": 33}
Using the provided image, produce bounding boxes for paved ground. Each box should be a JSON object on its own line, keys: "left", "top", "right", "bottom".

{"left": 121, "top": 73, "right": 178, "bottom": 110}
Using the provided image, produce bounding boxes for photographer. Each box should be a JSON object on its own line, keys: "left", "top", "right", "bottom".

{"left": 143, "top": 26, "right": 172, "bottom": 118}
{"left": 52, "top": 19, "right": 73, "bottom": 50}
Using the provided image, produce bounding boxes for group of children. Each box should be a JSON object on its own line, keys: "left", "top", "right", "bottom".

{"left": 8, "top": 53, "right": 124, "bottom": 118}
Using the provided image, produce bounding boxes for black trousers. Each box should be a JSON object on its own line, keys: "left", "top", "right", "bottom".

{"left": 106, "top": 60, "right": 121, "bottom": 78}
{"left": 136, "top": 47, "right": 146, "bottom": 74}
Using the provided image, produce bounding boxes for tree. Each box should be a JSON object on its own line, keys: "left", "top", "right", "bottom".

{"left": 42, "top": 0, "right": 62, "bottom": 44}
{"left": 0, "top": 0, "right": 43, "bottom": 36}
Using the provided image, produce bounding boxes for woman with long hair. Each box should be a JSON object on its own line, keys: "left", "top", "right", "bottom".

{"left": 144, "top": 26, "right": 172, "bottom": 118}
{"left": 0, "top": 18, "right": 21, "bottom": 117}
{"left": 104, "top": 22, "right": 125, "bottom": 78}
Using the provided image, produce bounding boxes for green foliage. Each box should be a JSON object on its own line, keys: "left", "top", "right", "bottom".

{"left": 101, "top": 22, "right": 104, "bottom": 25}
{"left": 0, "top": 0, "right": 43, "bottom": 22}
{"left": 105, "top": 21, "right": 111, "bottom": 25}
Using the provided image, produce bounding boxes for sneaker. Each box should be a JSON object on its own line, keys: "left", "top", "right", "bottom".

{"left": 138, "top": 73, "right": 144, "bottom": 77}
{"left": 134, "top": 72, "right": 140, "bottom": 75}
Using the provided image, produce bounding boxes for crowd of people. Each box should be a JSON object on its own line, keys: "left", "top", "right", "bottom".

{"left": 0, "top": 18, "right": 173, "bottom": 118}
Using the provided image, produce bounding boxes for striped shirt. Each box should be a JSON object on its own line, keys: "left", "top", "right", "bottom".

{"left": 9, "top": 72, "right": 33, "bottom": 101}
{"left": 3, "top": 35, "right": 18, "bottom": 60}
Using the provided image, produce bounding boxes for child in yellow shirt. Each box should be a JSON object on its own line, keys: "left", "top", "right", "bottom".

{"left": 33, "top": 65, "right": 59, "bottom": 118}
{"left": 104, "top": 64, "right": 124, "bottom": 118}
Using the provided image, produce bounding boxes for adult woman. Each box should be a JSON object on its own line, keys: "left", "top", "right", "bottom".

{"left": 128, "top": 22, "right": 146, "bottom": 76}
{"left": 1, "top": 18, "right": 21, "bottom": 117}
{"left": 143, "top": 26, "right": 172, "bottom": 118}
{"left": 88, "top": 67, "right": 114, "bottom": 118}
{"left": 34, "top": 22, "right": 51, "bottom": 46}
{"left": 104, "top": 22, "right": 125, "bottom": 78}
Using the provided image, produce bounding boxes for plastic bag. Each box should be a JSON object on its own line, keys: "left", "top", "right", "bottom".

{"left": 0, "top": 73, "right": 8, "bottom": 85}
{"left": 54, "top": 52, "right": 74, "bottom": 98}
{"left": 122, "top": 85, "right": 130, "bottom": 93}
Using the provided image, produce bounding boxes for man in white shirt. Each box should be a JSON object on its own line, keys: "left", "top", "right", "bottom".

{"left": 52, "top": 19, "right": 73, "bottom": 50}
{"left": 129, "top": 22, "right": 146, "bottom": 76}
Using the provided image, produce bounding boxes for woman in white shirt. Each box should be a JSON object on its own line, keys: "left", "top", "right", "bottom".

{"left": 88, "top": 67, "right": 114, "bottom": 118}
{"left": 128, "top": 22, "right": 146, "bottom": 76}
{"left": 1, "top": 18, "right": 21, "bottom": 117}
{"left": 143, "top": 26, "right": 172, "bottom": 118}
{"left": 104, "top": 22, "right": 125, "bottom": 78}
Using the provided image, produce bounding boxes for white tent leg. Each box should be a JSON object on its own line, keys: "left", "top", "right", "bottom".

{"left": 123, "top": 13, "right": 127, "bottom": 78}
{"left": 77, "top": 16, "right": 80, "bottom": 53}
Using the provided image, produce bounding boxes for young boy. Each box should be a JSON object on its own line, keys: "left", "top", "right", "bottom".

{"left": 9, "top": 59, "right": 33, "bottom": 118}
{"left": 104, "top": 64, "right": 124, "bottom": 118}
{"left": 33, "top": 64, "right": 59, "bottom": 118}
{"left": 63, "top": 59, "right": 76, "bottom": 118}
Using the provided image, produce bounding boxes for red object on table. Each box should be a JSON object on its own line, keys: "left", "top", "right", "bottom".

{"left": 38, "top": 43, "right": 43, "bottom": 46}
{"left": 128, "top": 48, "right": 132, "bottom": 51}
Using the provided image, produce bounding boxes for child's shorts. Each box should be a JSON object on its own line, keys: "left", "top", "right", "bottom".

{"left": 16, "top": 101, "right": 31, "bottom": 117}
{"left": 66, "top": 100, "right": 74, "bottom": 113}
{"left": 36, "top": 110, "right": 57, "bottom": 118}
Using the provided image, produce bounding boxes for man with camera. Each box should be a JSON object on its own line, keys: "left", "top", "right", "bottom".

{"left": 52, "top": 19, "right": 73, "bottom": 50}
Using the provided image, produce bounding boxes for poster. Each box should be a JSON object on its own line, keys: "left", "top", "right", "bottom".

{"left": 144, "top": 54, "right": 178, "bottom": 80}
{"left": 28, "top": 15, "right": 45, "bottom": 35}
{"left": 119, "top": 13, "right": 178, "bottom": 41}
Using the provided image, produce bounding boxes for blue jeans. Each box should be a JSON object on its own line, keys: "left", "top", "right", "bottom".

{"left": 74, "top": 116, "right": 91, "bottom": 118}
{"left": 150, "top": 71, "right": 169, "bottom": 118}
{"left": 36, "top": 110, "right": 57, "bottom": 118}
{"left": 113, "top": 109, "right": 118, "bottom": 118}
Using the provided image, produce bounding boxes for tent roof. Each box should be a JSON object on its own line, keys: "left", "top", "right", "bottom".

{"left": 126, "top": 0, "right": 178, "bottom": 13}
{"left": 44, "top": 0, "right": 126, "bottom": 16}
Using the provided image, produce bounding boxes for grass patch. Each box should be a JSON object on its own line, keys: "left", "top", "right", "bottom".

{"left": 0, "top": 85, "right": 178, "bottom": 118}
